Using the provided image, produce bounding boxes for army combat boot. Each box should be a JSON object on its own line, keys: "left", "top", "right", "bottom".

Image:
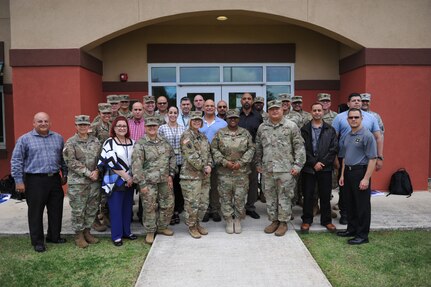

{"left": 196, "top": 223, "right": 208, "bottom": 235}
{"left": 75, "top": 231, "right": 89, "bottom": 248}
{"left": 225, "top": 217, "right": 234, "bottom": 234}
{"left": 188, "top": 226, "right": 201, "bottom": 239}
{"left": 157, "top": 228, "right": 174, "bottom": 236}
{"left": 264, "top": 220, "right": 280, "bottom": 234}
{"left": 83, "top": 228, "right": 99, "bottom": 244}
{"left": 234, "top": 218, "right": 242, "bottom": 234}
{"left": 275, "top": 222, "right": 288, "bottom": 236}
{"left": 92, "top": 216, "right": 107, "bottom": 232}
{"left": 146, "top": 232, "right": 155, "bottom": 244}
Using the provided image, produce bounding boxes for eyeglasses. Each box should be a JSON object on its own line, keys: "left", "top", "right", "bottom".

{"left": 218, "top": 106, "right": 227, "bottom": 108}
{"left": 157, "top": 102, "right": 167, "bottom": 105}
{"left": 348, "top": 116, "right": 360, "bottom": 119}
{"left": 115, "top": 125, "right": 128, "bottom": 128}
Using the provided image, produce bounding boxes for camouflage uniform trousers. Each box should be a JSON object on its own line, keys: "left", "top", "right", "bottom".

{"left": 140, "top": 182, "right": 174, "bottom": 233}
{"left": 218, "top": 173, "right": 249, "bottom": 220}
{"left": 262, "top": 172, "right": 296, "bottom": 222}
{"left": 68, "top": 182, "right": 100, "bottom": 232}
{"left": 180, "top": 178, "right": 210, "bottom": 227}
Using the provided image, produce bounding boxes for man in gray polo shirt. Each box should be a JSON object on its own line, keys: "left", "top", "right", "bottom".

{"left": 337, "top": 108, "right": 377, "bottom": 245}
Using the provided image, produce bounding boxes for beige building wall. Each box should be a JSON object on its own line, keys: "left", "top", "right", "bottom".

{"left": 9, "top": 0, "right": 431, "bottom": 50}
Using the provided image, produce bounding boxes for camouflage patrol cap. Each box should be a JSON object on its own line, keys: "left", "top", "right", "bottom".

{"left": 292, "top": 95, "right": 303, "bottom": 103}
{"left": 317, "top": 93, "right": 331, "bottom": 101}
{"left": 189, "top": 111, "right": 203, "bottom": 121}
{"left": 119, "top": 94, "right": 130, "bottom": 102}
{"left": 267, "top": 100, "right": 282, "bottom": 110}
{"left": 75, "top": 115, "right": 91, "bottom": 125}
{"left": 143, "top": 95, "right": 155, "bottom": 103}
{"left": 254, "top": 96, "right": 265, "bottom": 103}
{"left": 278, "top": 93, "right": 292, "bottom": 102}
{"left": 107, "top": 94, "right": 121, "bottom": 104}
{"left": 98, "top": 103, "right": 112, "bottom": 113}
{"left": 360, "top": 93, "right": 372, "bottom": 102}
{"left": 144, "top": 117, "right": 159, "bottom": 126}
{"left": 226, "top": 109, "right": 240, "bottom": 119}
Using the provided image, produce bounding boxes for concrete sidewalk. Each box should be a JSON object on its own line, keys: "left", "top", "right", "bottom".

{"left": 1, "top": 191, "right": 430, "bottom": 287}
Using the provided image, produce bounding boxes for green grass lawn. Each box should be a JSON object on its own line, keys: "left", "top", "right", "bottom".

{"left": 300, "top": 230, "right": 431, "bottom": 287}
{"left": 0, "top": 235, "right": 150, "bottom": 287}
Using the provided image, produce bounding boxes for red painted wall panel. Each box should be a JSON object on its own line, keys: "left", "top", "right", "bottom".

{"left": 340, "top": 66, "right": 431, "bottom": 190}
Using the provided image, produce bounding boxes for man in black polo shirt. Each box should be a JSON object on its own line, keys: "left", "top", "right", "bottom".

{"left": 337, "top": 108, "right": 377, "bottom": 245}
{"left": 238, "top": 92, "right": 263, "bottom": 219}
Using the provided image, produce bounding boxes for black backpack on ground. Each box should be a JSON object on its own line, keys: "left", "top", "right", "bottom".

{"left": 0, "top": 174, "right": 25, "bottom": 200}
{"left": 387, "top": 168, "right": 413, "bottom": 198}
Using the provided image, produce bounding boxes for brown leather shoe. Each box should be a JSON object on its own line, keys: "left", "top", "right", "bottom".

{"left": 300, "top": 223, "right": 310, "bottom": 233}
{"left": 275, "top": 222, "right": 288, "bottom": 236}
{"left": 264, "top": 221, "right": 280, "bottom": 234}
{"left": 325, "top": 223, "right": 337, "bottom": 233}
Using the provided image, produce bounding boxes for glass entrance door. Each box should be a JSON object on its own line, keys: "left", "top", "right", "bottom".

{"left": 221, "top": 86, "right": 265, "bottom": 110}
{"left": 177, "top": 86, "right": 221, "bottom": 109}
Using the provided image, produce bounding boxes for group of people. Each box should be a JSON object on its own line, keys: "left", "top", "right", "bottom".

{"left": 10, "top": 91, "right": 383, "bottom": 252}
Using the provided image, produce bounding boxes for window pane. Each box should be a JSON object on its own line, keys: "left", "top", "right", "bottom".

{"left": 180, "top": 67, "right": 220, "bottom": 83}
{"left": 223, "top": 67, "right": 263, "bottom": 82}
{"left": 151, "top": 67, "right": 176, "bottom": 83}
{"left": 266, "top": 85, "right": 291, "bottom": 102}
{"left": 267, "top": 66, "right": 291, "bottom": 82}
{"left": 152, "top": 86, "right": 177, "bottom": 108}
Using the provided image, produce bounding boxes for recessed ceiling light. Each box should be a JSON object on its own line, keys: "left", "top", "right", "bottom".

{"left": 216, "top": 16, "right": 228, "bottom": 21}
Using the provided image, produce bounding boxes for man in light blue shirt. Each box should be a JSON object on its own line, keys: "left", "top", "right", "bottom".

{"left": 199, "top": 99, "right": 227, "bottom": 222}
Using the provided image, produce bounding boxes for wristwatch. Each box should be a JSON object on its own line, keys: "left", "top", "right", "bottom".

{"left": 377, "top": 156, "right": 384, "bottom": 161}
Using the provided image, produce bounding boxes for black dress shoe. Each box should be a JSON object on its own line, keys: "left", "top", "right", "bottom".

{"left": 348, "top": 237, "right": 369, "bottom": 245}
{"left": 113, "top": 240, "right": 123, "bottom": 246}
{"left": 339, "top": 216, "right": 348, "bottom": 225}
{"left": 34, "top": 244, "right": 46, "bottom": 253}
{"left": 336, "top": 230, "right": 356, "bottom": 237}
{"left": 46, "top": 237, "right": 67, "bottom": 244}
{"left": 246, "top": 210, "right": 260, "bottom": 219}
{"left": 212, "top": 212, "right": 222, "bottom": 222}
{"left": 202, "top": 212, "right": 211, "bottom": 222}
{"left": 174, "top": 213, "right": 180, "bottom": 224}
{"left": 123, "top": 234, "right": 137, "bottom": 240}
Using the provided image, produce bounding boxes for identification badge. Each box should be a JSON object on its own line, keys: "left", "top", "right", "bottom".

{"left": 174, "top": 148, "right": 180, "bottom": 155}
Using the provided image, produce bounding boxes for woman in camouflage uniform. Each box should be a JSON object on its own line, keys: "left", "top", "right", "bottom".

{"left": 211, "top": 110, "right": 255, "bottom": 234}
{"left": 63, "top": 115, "right": 101, "bottom": 248}
{"left": 180, "top": 111, "right": 213, "bottom": 239}
{"left": 132, "top": 117, "right": 177, "bottom": 244}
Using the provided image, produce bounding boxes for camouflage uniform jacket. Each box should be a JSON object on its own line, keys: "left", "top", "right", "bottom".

{"left": 180, "top": 129, "right": 213, "bottom": 180}
{"left": 322, "top": 110, "right": 338, "bottom": 126}
{"left": 368, "top": 110, "right": 385, "bottom": 134}
{"left": 211, "top": 127, "right": 255, "bottom": 175}
{"left": 256, "top": 117, "right": 306, "bottom": 173}
{"left": 284, "top": 110, "right": 302, "bottom": 128}
{"left": 118, "top": 109, "right": 133, "bottom": 119}
{"left": 90, "top": 121, "right": 111, "bottom": 144}
{"left": 92, "top": 112, "right": 119, "bottom": 126}
{"left": 63, "top": 134, "right": 101, "bottom": 184}
{"left": 297, "top": 110, "right": 312, "bottom": 127}
{"left": 132, "top": 134, "right": 177, "bottom": 188}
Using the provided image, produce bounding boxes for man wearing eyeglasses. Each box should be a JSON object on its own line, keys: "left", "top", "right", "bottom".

{"left": 156, "top": 96, "right": 169, "bottom": 124}
{"left": 337, "top": 108, "right": 377, "bottom": 245}
{"left": 332, "top": 93, "right": 383, "bottom": 225}
{"left": 216, "top": 100, "right": 228, "bottom": 121}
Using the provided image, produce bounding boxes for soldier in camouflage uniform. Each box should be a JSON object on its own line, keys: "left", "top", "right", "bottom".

{"left": 256, "top": 100, "right": 306, "bottom": 236}
{"left": 118, "top": 94, "right": 133, "bottom": 119}
{"left": 318, "top": 93, "right": 338, "bottom": 126}
{"left": 92, "top": 95, "right": 121, "bottom": 125}
{"left": 292, "top": 95, "right": 312, "bottom": 127}
{"left": 132, "top": 117, "right": 177, "bottom": 244}
{"left": 278, "top": 93, "right": 302, "bottom": 127}
{"left": 143, "top": 95, "right": 165, "bottom": 125}
{"left": 63, "top": 115, "right": 101, "bottom": 248}
{"left": 89, "top": 103, "right": 112, "bottom": 231}
{"left": 253, "top": 96, "right": 268, "bottom": 121}
{"left": 180, "top": 111, "right": 213, "bottom": 239}
{"left": 360, "top": 93, "right": 385, "bottom": 134}
{"left": 211, "top": 110, "right": 255, "bottom": 234}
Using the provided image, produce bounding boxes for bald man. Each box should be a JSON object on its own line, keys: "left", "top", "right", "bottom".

{"left": 11, "top": 112, "right": 68, "bottom": 252}
{"left": 194, "top": 95, "right": 205, "bottom": 112}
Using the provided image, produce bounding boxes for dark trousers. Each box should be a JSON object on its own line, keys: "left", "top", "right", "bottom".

{"left": 173, "top": 165, "right": 184, "bottom": 213}
{"left": 25, "top": 173, "right": 64, "bottom": 246}
{"left": 208, "top": 167, "right": 220, "bottom": 213}
{"left": 108, "top": 188, "right": 134, "bottom": 241}
{"left": 301, "top": 171, "right": 332, "bottom": 225}
{"left": 245, "top": 162, "right": 258, "bottom": 212}
{"left": 338, "top": 157, "right": 347, "bottom": 219}
{"left": 344, "top": 167, "right": 371, "bottom": 240}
